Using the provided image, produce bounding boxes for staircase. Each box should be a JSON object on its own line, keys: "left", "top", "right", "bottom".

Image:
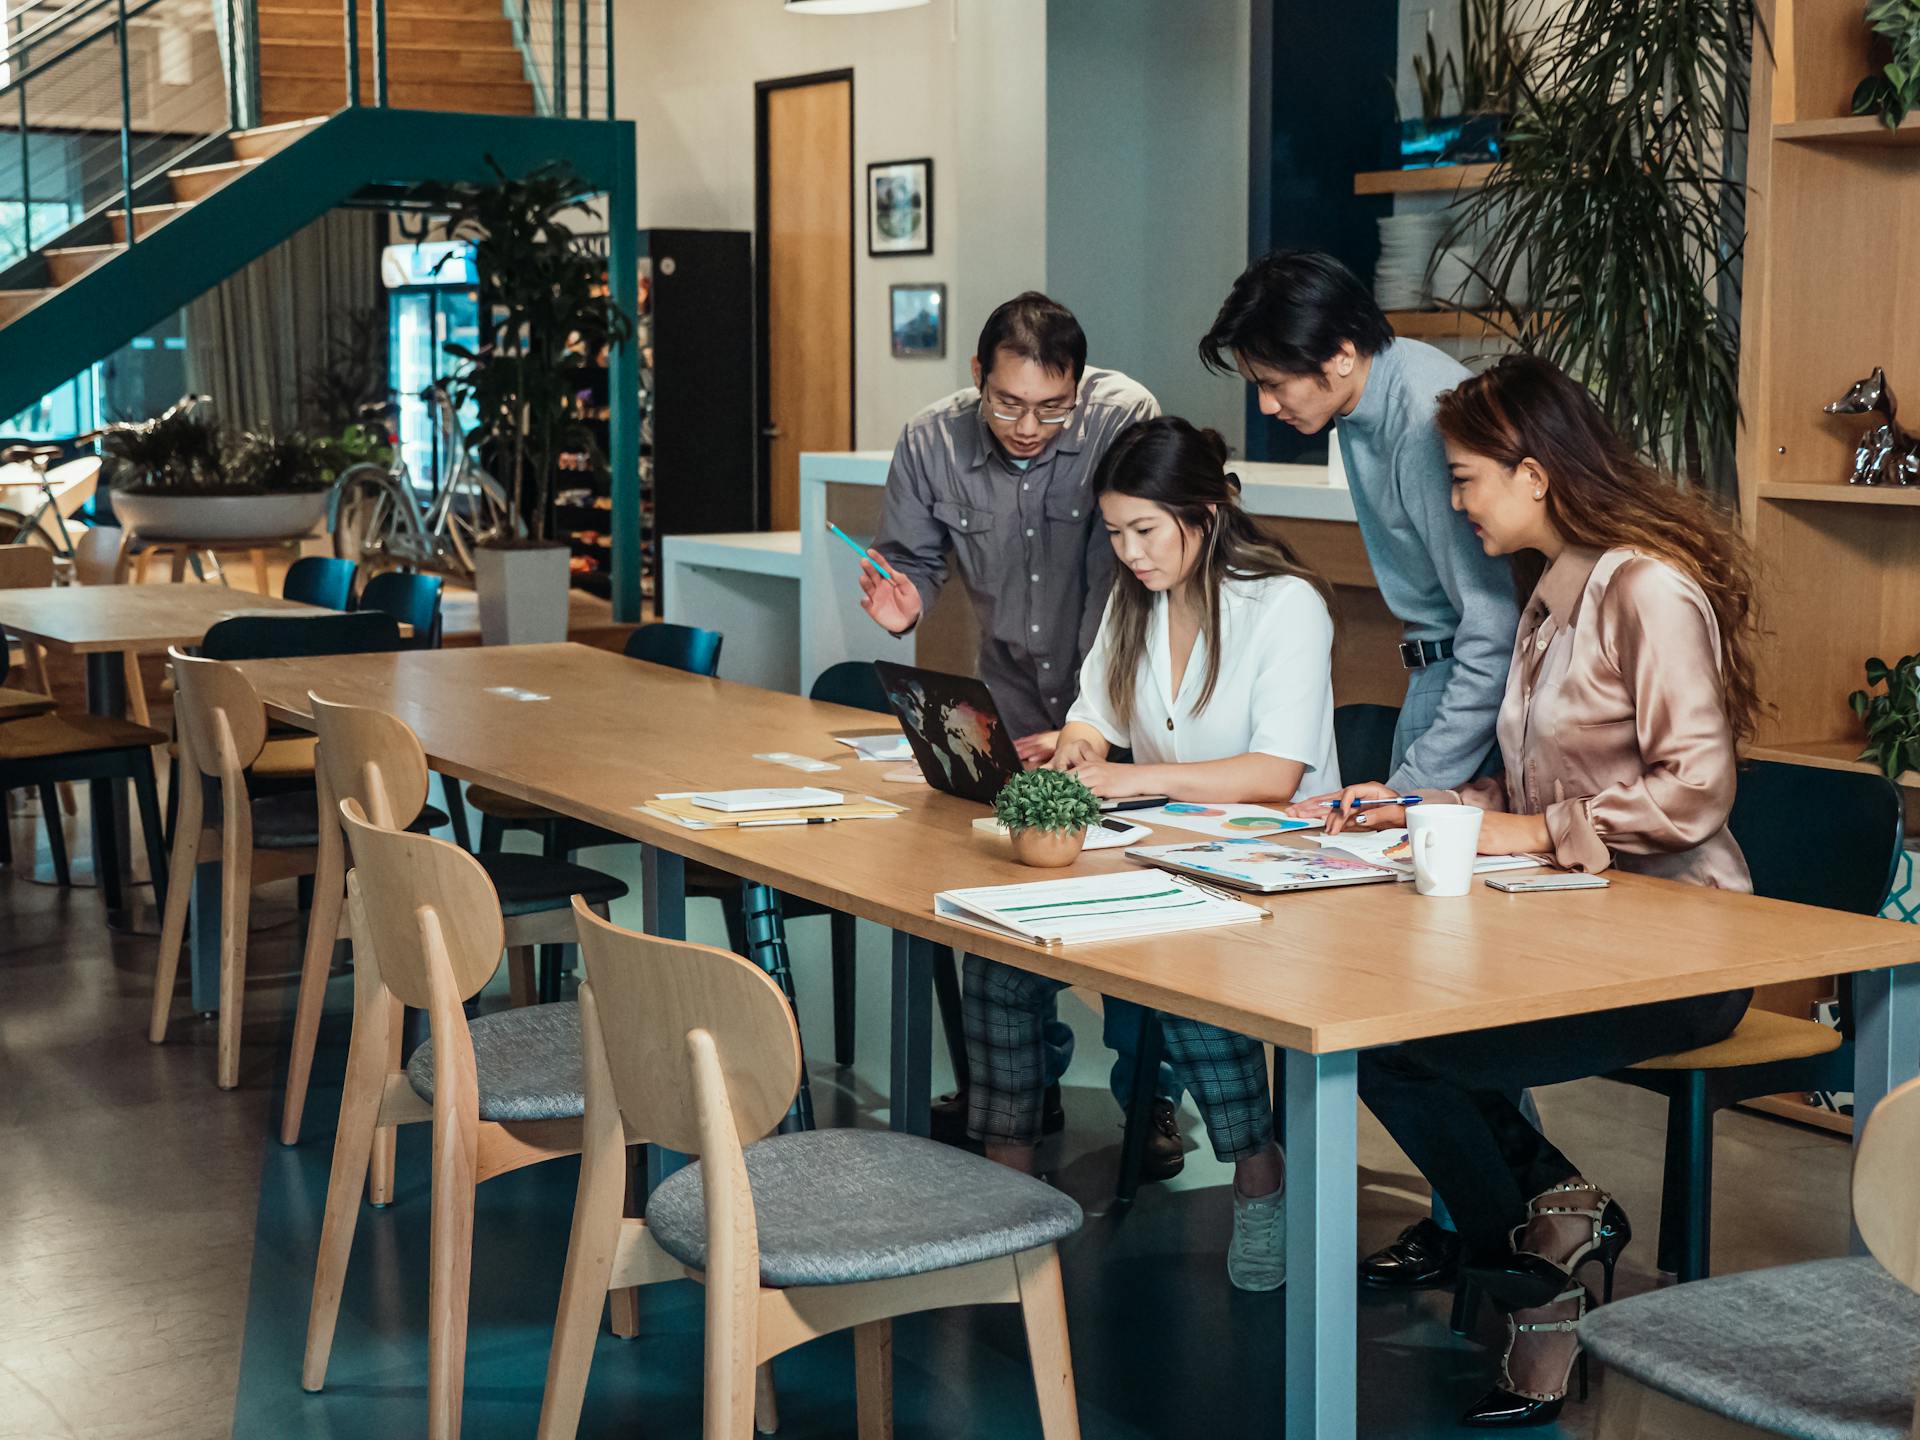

{"left": 254, "top": 0, "right": 535, "bottom": 126}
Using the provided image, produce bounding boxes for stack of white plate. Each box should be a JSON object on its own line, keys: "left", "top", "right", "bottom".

{"left": 1374, "top": 212, "right": 1451, "bottom": 312}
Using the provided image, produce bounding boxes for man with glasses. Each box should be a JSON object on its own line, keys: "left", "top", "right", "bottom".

{"left": 859, "top": 291, "right": 1182, "bottom": 1178}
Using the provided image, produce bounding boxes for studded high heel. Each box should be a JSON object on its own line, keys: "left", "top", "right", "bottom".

{"left": 1460, "top": 1282, "right": 1591, "bottom": 1428}
{"left": 1466, "top": 1178, "right": 1631, "bottom": 1312}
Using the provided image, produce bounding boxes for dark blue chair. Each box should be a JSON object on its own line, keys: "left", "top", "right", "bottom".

{"left": 1333, "top": 701, "right": 1401, "bottom": 785}
{"left": 282, "top": 555, "right": 357, "bottom": 612}
{"left": 201, "top": 610, "right": 401, "bottom": 661}
{"left": 623, "top": 621, "right": 723, "bottom": 675}
{"left": 356, "top": 570, "right": 444, "bottom": 651}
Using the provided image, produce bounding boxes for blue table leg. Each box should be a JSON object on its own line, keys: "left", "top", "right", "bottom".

{"left": 1850, "top": 963, "right": 1920, "bottom": 1253}
{"left": 889, "top": 931, "right": 932, "bottom": 1136}
{"left": 1282, "top": 1047, "right": 1359, "bottom": 1440}
{"left": 188, "top": 856, "right": 221, "bottom": 1014}
{"left": 641, "top": 844, "right": 689, "bottom": 1193}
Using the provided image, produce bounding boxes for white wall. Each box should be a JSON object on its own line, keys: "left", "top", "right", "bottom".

{"left": 1044, "top": 0, "right": 1250, "bottom": 451}
{"left": 610, "top": 0, "right": 1045, "bottom": 450}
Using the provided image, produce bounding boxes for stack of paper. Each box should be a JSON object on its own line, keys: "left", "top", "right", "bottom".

{"left": 1309, "top": 828, "right": 1542, "bottom": 878}
{"left": 835, "top": 730, "right": 914, "bottom": 763}
{"left": 644, "top": 791, "right": 905, "bottom": 829}
{"left": 935, "top": 871, "right": 1267, "bottom": 946}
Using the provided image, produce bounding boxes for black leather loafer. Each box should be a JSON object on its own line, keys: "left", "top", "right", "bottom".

{"left": 1360, "top": 1217, "right": 1463, "bottom": 1289}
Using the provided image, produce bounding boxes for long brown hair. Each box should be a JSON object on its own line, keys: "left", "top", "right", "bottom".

{"left": 1435, "top": 354, "right": 1761, "bottom": 744}
{"left": 1093, "top": 417, "right": 1331, "bottom": 730}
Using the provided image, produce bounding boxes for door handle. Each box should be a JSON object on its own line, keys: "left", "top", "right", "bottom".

{"left": 762, "top": 426, "right": 783, "bottom": 439}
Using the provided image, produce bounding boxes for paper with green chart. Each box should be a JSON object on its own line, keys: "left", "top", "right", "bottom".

{"left": 934, "top": 871, "right": 1267, "bottom": 946}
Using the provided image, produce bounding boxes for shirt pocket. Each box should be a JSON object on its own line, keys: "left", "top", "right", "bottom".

{"left": 1043, "top": 486, "right": 1091, "bottom": 526}
{"left": 933, "top": 500, "right": 995, "bottom": 538}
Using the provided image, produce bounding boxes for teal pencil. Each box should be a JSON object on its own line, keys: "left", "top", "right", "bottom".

{"left": 826, "top": 520, "right": 896, "bottom": 580}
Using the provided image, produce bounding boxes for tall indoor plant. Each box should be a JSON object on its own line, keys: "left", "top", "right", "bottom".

{"left": 441, "top": 159, "right": 632, "bottom": 643}
{"left": 1452, "top": 0, "right": 1756, "bottom": 493}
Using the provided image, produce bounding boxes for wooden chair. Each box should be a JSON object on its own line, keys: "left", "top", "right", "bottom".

{"left": 0, "top": 543, "right": 71, "bottom": 875}
{"left": 536, "top": 899, "right": 1086, "bottom": 1440}
{"left": 1582, "top": 1072, "right": 1920, "bottom": 1440}
{"left": 151, "top": 651, "right": 321, "bottom": 1087}
{"left": 352, "top": 570, "right": 468, "bottom": 849}
{"left": 280, "top": 696, "right": 626, "bottom": 1154}
{"left": 303, "top": 807, "right": 585, "bottom": 1440}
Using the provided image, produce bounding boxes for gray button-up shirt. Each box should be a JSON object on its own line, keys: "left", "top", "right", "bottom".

{"left": 874, "top": 366, "right": 1159, "bottom": 737}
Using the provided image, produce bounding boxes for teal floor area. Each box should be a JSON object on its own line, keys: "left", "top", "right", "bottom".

{"left": 230, "top": 841, "right": 1583, "bottom": 1440}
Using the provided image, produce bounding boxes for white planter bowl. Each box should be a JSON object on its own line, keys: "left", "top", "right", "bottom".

{"left": 113, "top": 490, "right": 329, "bottom": 542}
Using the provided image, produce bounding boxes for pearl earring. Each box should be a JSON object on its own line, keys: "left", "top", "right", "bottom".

{"left": 1533, "top": 489, "right": 1544, "bottom": 501}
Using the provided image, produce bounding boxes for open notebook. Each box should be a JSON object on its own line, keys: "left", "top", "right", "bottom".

{"left": 1308, "top": 828, "right": 1542, "bottom": 878}
{"left": 934, "top": 871, "right": 1267, "bottom": 946}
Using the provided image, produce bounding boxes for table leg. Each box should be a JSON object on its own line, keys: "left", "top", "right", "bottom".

{"left": 188, "top": 856, "right": 221, "bottom": 1015}
{"left": 641, "top": 844, "right": 689, "bottom": 1194}
{"left": 83, "top": 651, "right": 135, "bottom": 919}
{"left": 1282, "top": 1047, "right": 1359, "bottom": 1440}
{"left": 1850, "top": 964, "right": 1920, "bottom": 1254}
{"left": 889, "top": 931, "right": 932, "bottom": 1136}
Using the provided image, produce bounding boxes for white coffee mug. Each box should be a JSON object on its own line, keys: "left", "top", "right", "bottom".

{"left": 1407, "top": 804, "right": 1485, "bottom": 897}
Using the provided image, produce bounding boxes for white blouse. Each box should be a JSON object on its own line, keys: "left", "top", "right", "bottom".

{"left": 1067, "top": 574, "right": 1340, "bottom": 799}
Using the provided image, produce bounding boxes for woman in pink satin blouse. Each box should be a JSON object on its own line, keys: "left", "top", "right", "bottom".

{"left": 1315, "top": 355, "right": 1761, "bottom": 1428}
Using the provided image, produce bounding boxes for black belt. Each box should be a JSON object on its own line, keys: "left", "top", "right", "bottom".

{"left": 1399, "top": 639, "right": 1455, "bottom": 670}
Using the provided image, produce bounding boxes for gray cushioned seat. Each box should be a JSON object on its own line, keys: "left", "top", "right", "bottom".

{"left": 647, "top": 1128, "right": 1083, "bottom": 1287}
{"left": 1580, "top": 1256, "right": 1920, "bottom": 1440}
{"left": 405, "top": 1001, "right": 584, "bottom": 1122}
{"left": 250, "top": 791, "right": 321, "bottom": 850}
{"left": 475, "top": 850, "right": 628, "bottom": 918}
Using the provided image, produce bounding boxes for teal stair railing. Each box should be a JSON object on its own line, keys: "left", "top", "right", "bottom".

{"left": 506, "top": 0, "right": 612, "bottom": 119}
{"left": 0, "top": 0, "right": 254, "bottom": 267}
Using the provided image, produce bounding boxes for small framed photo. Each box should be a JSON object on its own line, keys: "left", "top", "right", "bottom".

{"left": 890, "top": 283, "right": 946, "bottom": 359}
{"left": 867, "top": 157, "right": 933, "bottom": 257}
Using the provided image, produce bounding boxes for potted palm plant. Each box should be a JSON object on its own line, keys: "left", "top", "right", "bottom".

{"left": 441, "top": 159, "right": 632, "bottom": 645}
{"left": 107, "top": 414, "right": 331, "bottom": 542}
{"left": 994, "top": 768, "right": 1102, "bottom": 868}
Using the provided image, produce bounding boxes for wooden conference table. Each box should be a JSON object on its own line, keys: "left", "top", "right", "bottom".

{"left": 0, "top": 583, "right": 325, "bottom": 915}
{"left": 235, "top": 642, "right": 1920, "bottom": 1440}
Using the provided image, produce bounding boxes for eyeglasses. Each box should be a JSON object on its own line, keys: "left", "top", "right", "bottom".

{"left": 988, "top": 400, "right": 1076, "bottom": 425}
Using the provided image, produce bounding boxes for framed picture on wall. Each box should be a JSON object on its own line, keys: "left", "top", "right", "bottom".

{"left": 890, "top": 283, "right": 946, "bottom": 359}
{"left": 867, "top": 158, "right": 934, "bottom": 256}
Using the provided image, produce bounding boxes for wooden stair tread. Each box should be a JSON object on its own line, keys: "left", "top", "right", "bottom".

{"left": 230, "top": 116, "right": 328, "bottom": 159}
{"left": 42, "top": 245, "right": 118, "bottom": 285}
{"left": 169, "top": 157, "right": 263, "bottom": 180}
{"left": 259, "top": 37, "right": 524, "bottom": 56}
{"left": 0, "top": 290, "right": 54, "bottom": 325}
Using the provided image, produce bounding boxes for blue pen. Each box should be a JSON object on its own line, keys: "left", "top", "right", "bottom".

{"left": 826, "top": 520, "right": 896, "bottom": 580}
{"left": 1323, "top": 795, "right": 1425, "bottom": 813}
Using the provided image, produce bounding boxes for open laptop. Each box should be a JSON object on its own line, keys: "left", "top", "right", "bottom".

{"left": 872, "top": 660, "right": 1164, "bottom": 812}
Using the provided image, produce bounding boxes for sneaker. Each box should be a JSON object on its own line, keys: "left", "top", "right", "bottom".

{"left": 1228, "top": 1184, "right": 1287, "bottom": 1292}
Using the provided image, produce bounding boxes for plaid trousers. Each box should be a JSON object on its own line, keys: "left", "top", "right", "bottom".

{"left": 964, "top": 955, "right": 1274, "bottom": 1160}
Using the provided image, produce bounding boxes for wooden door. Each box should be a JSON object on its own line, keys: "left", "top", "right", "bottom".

{"left": 758, "top": 73, "right": 853, "bottom": 532}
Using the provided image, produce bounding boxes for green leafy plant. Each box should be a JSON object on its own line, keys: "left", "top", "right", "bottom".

{"left": 101, "top": 410, "right": 227, "bottom": 493}
{"left": 313, "top": 422, "right": 394, "bottom": 485}
{"left": 1853, "top": 0, "right": 1920, "bottom": 131}
{"left": 1413, "top": 27, "right": 1458, "bottom": 122}
{"left": 1459, "top": 0, "right": 1533, "bottom": 116}
{"left": 1849, "top": 655, "right": 1920, "bottom": 778}
{"left": 300, "top": 307, "right": 389, "bottom": 434}
{"left": 993, "top": 769, "right": 1101, "bottom": 836}
{"left": 440, "top": 158, "right": 633, "bottom": 546}
{"left": 225, "top": 429, "right": 333, "bottom": 494}
{"left": 1453, "top": 0, "right": 1757, "bottom": 493}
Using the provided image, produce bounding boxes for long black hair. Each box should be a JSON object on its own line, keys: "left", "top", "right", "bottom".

{"left": 1094, "top": 416, "right": 1331, "bottom": 729}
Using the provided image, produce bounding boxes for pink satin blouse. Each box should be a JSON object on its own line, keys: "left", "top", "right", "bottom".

{"left": 1451, "top": 545, "right": 1751, "bottom": 891}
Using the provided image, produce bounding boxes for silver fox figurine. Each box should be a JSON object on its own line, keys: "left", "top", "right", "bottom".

{"left": 1826, "top": 367, "right": 1920, "bottom": 486}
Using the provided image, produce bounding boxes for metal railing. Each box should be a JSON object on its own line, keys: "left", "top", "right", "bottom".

{"left": 0, "top": 0, "right": 251, "bottom": 268}
{"left": 507, "top": 0, "right": 613, "bottom": 120}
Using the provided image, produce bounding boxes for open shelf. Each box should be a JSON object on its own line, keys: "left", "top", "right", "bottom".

{"left": 1755, "top": 481, "right": 1920, "bottom": 506}
{"left": 1746, "top": 736, "right": 1918, "bottom": 789}
{"left": 1774, "top": 114, "right": 1920, "bottom": 146}
{"left": 1353, "top": 162, "right": 1497, "bottom": 196}
{"left": 1385, "top": 309, "right": 1522, "bottom": 340}
{"left": 1740, "top": 1095, "right": 1853, "bottom": 1137}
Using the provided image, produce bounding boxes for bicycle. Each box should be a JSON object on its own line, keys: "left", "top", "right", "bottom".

{"left": 330, "top": 384, "right": 521, "bottom": 578}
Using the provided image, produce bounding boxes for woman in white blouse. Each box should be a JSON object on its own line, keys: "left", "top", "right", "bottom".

{"left": 963, "top": 416, "right": 1339, "bottom": 1293}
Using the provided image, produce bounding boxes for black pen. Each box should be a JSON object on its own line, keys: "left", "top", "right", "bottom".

{"left": 739, "top": 816, "right": 840, "bottom": 827}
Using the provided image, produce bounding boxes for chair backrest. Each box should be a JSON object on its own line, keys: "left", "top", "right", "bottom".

{"left": 0, "top": 543, "right": 55, "bottom": 590}
{"left": 310, "top": 693, "right": 430, "bottom": 831}
{"left": 1333, "top": 703, "right": 1400, "bottom": 786}
{"left": 71, "top": 525, "right": 127, "bottom": 586}
{"left": 809, "top": 659, "right": 890, "bottom": 714}
{"left": 1853, "top": 1073, "right": 1920, "bottom": 1295}
{"left": 283, "top": 554, "right": 358, "bottom": 611}
{"left": 200, "top": 610, "right": 401, "bottom": 661}
{"left": 340, "top": 804, "right": 504, "bottom": 1010}
{"left": 355, "top": 570, "right": 443, "bottom": 650}
{"left": 1729, "top": 760, "right": 1905, "bottom": 916}
{"left": 572, "top": 898, "right": 802, "bottom": 1154}
{"left": 169, "top": 648, "right": 268, "bottom": 777}
{"left": 47, "top": 456, "right": 100, "bottom": 516}
{"left": 623, "top": 622, "right": 723, "bottom": 677}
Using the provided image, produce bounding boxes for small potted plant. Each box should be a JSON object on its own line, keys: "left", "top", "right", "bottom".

{"left": 1850, "top": 655, "right": 1920, "bottom": 778}
{"left": 994, "top": 768, "right": 1101, "bottom": 868}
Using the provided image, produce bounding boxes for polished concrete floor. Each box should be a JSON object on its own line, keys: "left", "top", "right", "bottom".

{"left": 0, "top": 789, "right": 1857, "bottom": 1440}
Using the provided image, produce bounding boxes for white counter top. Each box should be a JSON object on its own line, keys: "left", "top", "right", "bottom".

{"left": 660, "top": 530, "right": 802, "bottom": 578}
{"left": 798, "top": 446, "right": 1356, "bottom": 524}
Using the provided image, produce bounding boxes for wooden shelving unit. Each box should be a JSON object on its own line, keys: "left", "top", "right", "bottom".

{"left": 1384, "top": 308, "right": 1520, "bottom": 339}
{"left": 1774, "top": 113, "right": 1920, "bottom": 145}
{"left": 1353, "top": 162, "right": 1497, "bottom": 195}
{"left": 1756, "top": 480, "right": 1920, "bottom": 506}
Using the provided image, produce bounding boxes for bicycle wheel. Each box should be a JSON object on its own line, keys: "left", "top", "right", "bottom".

{"left": 331, "top": 466, "right": 397, "bottom": 565}
{"left": 0, "top": 508, "right": 58, "bottom": 550}
{"left": 442, "top": 462, "right": 519, "bottom": 576}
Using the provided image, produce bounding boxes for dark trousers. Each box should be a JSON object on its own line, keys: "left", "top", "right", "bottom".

{"left": 1358, "top": 990, "right": 1751, "bottom": 1263}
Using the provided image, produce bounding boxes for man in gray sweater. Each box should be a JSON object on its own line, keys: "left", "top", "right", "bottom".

{"left": 1201, "top": 249, "right": 1523, "bottom": 1284}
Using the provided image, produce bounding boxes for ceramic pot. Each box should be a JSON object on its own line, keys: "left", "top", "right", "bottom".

{"left": 473, "top": 542, "right": 571, "bottom": 646}
{"left": 112, "top": 489, "right": 328, "bottom": 542}
{"left": 1009, "top": 825, "right": 1087, "bottom": 868}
